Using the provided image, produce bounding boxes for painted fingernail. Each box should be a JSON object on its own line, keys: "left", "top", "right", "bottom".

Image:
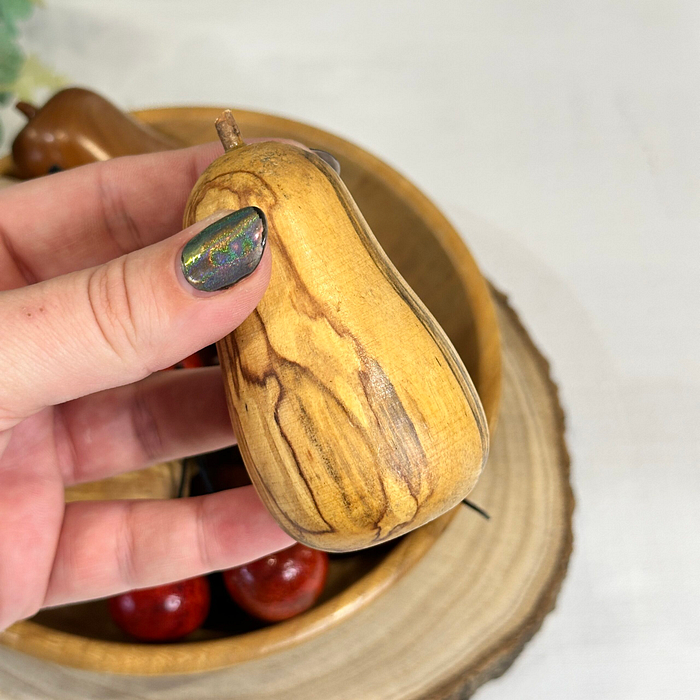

{"left": 181, "top": 207, "right": 267, "bottom": 292}
{"left": 311, "top": 149, "right": 341, "bottom": 175}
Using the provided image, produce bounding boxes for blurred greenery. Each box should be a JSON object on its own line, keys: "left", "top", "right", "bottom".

{"left": 0, "top": 0, "right": 65, "bottom": 141}
{"left": 0, "top": 0, "right": 36, "bottom": 35}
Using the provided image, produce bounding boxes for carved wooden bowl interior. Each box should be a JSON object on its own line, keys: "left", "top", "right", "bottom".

{"left": 0, "top": 108, "right": 501, "bottom": 675}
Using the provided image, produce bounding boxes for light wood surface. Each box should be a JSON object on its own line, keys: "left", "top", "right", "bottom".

{"left": 64, "top": 461, "right": 183, "bottom": 502}
{"left": 185, "top": 132, "right": 488, "bottom": 552}
{"left": 0, "top": 105, "right": 502, "bottom": 675}
{"left": 0, "top": 291, "right": 573, "bottom": 698}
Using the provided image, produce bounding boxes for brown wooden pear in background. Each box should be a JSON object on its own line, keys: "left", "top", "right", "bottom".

{"left": 11, "top": 87, "right": 179, "bottom": 178}
{"left": 183, "top": 112, "right": 490, "bottom": 552}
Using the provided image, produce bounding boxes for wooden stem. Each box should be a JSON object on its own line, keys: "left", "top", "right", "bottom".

{"left": 15, "top": 101, "right": 37, "bottom": 120}
{"left": 215, "top": 110, "right": 244, "bottom": 151}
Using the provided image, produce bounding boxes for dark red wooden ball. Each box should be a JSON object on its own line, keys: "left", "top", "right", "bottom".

{"left": 223, "top": 544, "right": 329, "bottom": 622}
{"left": 108, "top": 576, "right": 210, "bottom": 642}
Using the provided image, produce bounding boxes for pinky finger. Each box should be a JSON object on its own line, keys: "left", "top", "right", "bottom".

{"left": 43, "top": 486, "right": 295, "bottom": 607}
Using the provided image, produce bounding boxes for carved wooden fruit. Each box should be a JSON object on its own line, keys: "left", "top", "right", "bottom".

{"left": 183, "top": 112, "right": 489, "bottom": 551}
{"left": 12, "top": 87, "right": 178, "bottom": 178}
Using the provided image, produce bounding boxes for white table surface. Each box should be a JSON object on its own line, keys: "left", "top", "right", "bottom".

{"left": 2, "top": 1, "right": 699, "bottom": 698}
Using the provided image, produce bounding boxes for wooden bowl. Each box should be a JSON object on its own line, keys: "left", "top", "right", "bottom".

{"left": 0, "top": 107, "right": 501, "bottom": 675}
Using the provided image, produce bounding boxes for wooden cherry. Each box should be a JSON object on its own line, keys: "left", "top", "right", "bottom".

{"left": 222, "top": 544, "right": 329, "bottom": 622}
{"left": 108, "top": 576, "right": 210, "bottom": 642}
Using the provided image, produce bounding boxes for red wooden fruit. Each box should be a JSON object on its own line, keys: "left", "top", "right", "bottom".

{"left": 164, "top": 345, "right": 218, "bottom": 370}
{"left": 223, "top": 544, "right": 329, "bottom": 622}
{"left": 180, "top": 351, "right": 206, "bottom": 369}
{"left": 108, "top": 577, "right": 210, "bottom": 642}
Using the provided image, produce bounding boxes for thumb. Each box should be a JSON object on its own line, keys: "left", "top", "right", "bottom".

{"left": 0, "top": 208, "right": 269, "bottom": 430}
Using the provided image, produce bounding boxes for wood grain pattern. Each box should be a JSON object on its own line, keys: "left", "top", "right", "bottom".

{"left": 0, "top": 291, "right": 573, "bottom": 696}
{"left": 184, "top": 140, "right": 489, "bottom": 551}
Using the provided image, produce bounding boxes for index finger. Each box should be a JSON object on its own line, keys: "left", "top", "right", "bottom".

{"left": 0, "top": 142, "right": 223, "bottom": 289}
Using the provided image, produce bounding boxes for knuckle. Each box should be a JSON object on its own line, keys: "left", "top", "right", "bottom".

{"left": 116, "top": 503, "right": 139, "bottom": 590}
{"left": 86, "top": 258, "right": 148, "bottom": 372}
{"left": 130, "top": 385, "right": 163, "bottom": 464}
{"left": 95, "top": 163, "right": 144, "bottom": 254}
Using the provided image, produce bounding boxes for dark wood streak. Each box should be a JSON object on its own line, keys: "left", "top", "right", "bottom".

{"left": 356, "top": 352, "right": 427, "bottom": 503}
{"left": 301, "top": 150, "right": 489, "bottom": 462}
{"left": 273, "top": 388, "right": 338, "bottom": 533}
{"left": 233, "top": 308, "right": 411, "bottom": 538}
{"left": 223, "top": 328, "right": 337, "bottom": 535}
{"left": 219, "top": 333, "right": 333, "bottom": 538}
{"left": 292, "top": 401, "right": 357, "bottom": 515}
{"left": 228, "top": 311, "right": 355, "bottom": 523}
{"left": 185, "top": 166, "right": 279, "bottom": 224}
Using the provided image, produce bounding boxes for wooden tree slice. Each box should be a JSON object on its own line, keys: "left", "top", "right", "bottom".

{"left": 0, "top": 290, "right": 573, "bottom": 699}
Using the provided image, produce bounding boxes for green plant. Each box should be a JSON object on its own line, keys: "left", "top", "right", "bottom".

{"left": 0, "top": 0, "right": 65, "bottom": 141}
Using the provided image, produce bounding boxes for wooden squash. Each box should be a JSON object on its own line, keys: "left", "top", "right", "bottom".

{"left": 183, "top": 113, "right": 489, "bottom": 551}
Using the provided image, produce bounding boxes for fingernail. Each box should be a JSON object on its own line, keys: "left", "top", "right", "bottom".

{"left": 181, "top": 207, "right": 267, "bottom": 292}
{"left": 311, "top": 149, "right": 341, "bottom": 175}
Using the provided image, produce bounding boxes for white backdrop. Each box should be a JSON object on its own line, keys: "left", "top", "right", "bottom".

{"left": 2, "top": 1, "right": 699, "bottom": 698}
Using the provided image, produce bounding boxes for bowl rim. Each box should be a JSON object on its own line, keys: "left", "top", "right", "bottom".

{"left": 0, "top": 105, "right": 501, "bottom": 675}
{"left": 0, "top": 514, "right": 453, "bottom": 675}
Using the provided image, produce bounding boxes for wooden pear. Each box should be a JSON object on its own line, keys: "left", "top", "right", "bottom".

{"left": 12, "top": 87, "right": 178, "bottom": 178}
{"left": 184, "top": 112, "right": 489, "bottom": 551}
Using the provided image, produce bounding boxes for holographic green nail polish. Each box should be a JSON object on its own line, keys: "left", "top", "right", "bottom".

{"left": 181, "top": 207, "right": 267, "bottom": 292}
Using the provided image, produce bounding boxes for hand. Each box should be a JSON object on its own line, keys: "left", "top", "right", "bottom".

{"left": 0, "top": 143, "right": 295, "bottom": 631}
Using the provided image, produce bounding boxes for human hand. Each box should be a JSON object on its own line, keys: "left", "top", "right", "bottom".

{"left": 0, "top": 143, "right": 296, "bottom": 631}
